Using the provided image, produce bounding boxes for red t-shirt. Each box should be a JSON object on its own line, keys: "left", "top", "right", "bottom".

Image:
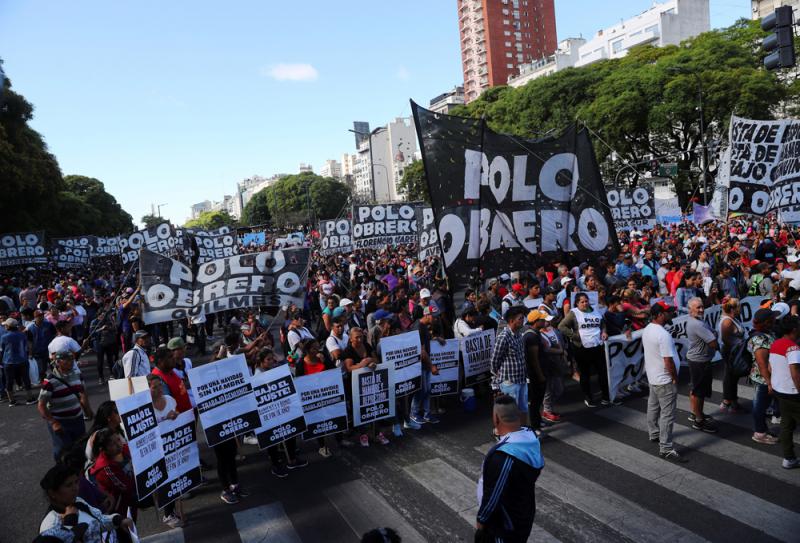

{"left": 152, "top": 368, "right": 192, "bottom": 413}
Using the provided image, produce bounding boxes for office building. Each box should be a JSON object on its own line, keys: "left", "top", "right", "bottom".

{"left": 429, "top": 86, "right": 465, "bottom": 114}
{"left": 320, "top": 159, "right": 342, "bottom": 179}
{"left": 752, "top": 0, "right": 800, "bottom": 19}
{"left": 458, "top": 0, "right": 557, "bottom": 103}
{"left": 352, "top": 117, "right": 419, "bottom": 202}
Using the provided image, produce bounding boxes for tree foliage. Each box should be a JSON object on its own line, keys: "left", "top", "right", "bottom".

{"left": 184, "top": 210, "right": 238, "bottom": 230}
{"left": 241, "top": 172, "right": 350, "bottom": 227}
{"left": 451, "top": 19, "right": 798, "bottom": 195}
{"left": 141, "top": 214, "right": 163, "bottom": 229}
{"left": 0, "top": 62, "right": 133, "bottom": 236}
{"left": 397, "top": 160, "right": 429, "bottom": 203}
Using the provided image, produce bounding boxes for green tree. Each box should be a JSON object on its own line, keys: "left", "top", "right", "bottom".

{"left": 64, "top": 175, "right": 133, "bottom": 234}
{"left": 141, "top": 214, "right": 163, "bottom": 229}
{"left": 184, "top": 210, "right": 237, "bottom": 230}
{"left": 256, "top": 172, "right": 350, "bottom": 227}
{"left": 397, "top": 160, "right": 429, "bottom": 203}
{"left": 241, "top": 189, "right": 271, "bottom": 226}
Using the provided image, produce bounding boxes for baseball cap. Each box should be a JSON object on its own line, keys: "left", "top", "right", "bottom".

{"left": 650, "top": 301, "right": 675, "bottom": 317}
{"left": 527, "top": 309, "right": 553, "bottom": 323}
{"left": 339, "top": 298, "right": 354, "bottom": 307}
{"left": 511, "top": 283, "right": 525, "bottom": 294}
{"left": 133, "top": 330, "right": 150, "bottom": 340}
{"left": 753, "top": 308, "right": 781, "bottom": 324}
{"left": 332, "top": 307, "right": 347, "bottom": 319}
{"left": 167, "top": 337, "right": 186, "bottom": 350}
{"left": 2, "top": 318, "right": 18, "bottom": 328}
{"left": 488, "top": 278, "right": 499, "bottom": 287}
{"left": 419, "top": 288, "right": 432, "bottom": 299}
{"left": 772, "top": 302, "right": 791, "bottom": 319}
{"left": 374, "top": 309, "right": 394, "bottom": 322}
{"left": 545, "top": 285, "right": 559, "bottom": 295}
{"left": 499, "top": 273, "right": 511, "bottom": 281}
{"left": 423, "top": 305, "right": 440, "bottom": 317}
{"left": 560, "top": 277, "right": 573, "bottom": 286}
{"left": 54, "top": 350, "right": 72, "bottom": 360}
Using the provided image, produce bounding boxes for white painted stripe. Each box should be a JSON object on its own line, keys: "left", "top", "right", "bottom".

{"left": 324, "top": 479, "right": 427, "bottom": 543}
{"left": 675, "top": 392, "right": 800, "bottom": 445}
{"left": 546, "top": 422, "right": 800, "bottom": 542}
{"left": 404, "top": 458, "right": 559, "bottom": 543}
{"left": 598, "top": 406, "right": 798, "bottom": 486}
{"left": 474, "top": 443, "right": 708, "bottom": 543}
{"left": 233, "top": 502, "right": 302, "bottom": 543}
{"left": 711, "top": 380, "right": 754, "bottom": 400}
{"left": 140, "top": 529, "right": 185, "bottom": 543}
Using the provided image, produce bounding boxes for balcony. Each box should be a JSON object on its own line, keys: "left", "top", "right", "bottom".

{"left": 575, "top": 47, "right": 607, "bottom": 67}
{"left": 622, "top": 27, "right": 660, "bottom": 50}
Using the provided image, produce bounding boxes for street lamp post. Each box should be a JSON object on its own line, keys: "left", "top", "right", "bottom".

{"left": 349, "top": 127, "right": 381, "bottom": 203}
{"left": 157, "top": 203, "right": 168, "bottom": 217}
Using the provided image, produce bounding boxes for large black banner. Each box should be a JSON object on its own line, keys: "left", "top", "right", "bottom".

{"left": 191, "top": 230, "right": 239, "bottom": 264}
{"left": 52, "top": 236, "right": 96, "bottom": 268}
{"left": 351, "top": 204, "right": 419, "bottom": 249}
{"left": 140, "top": 248, "right": 309, "bottom": 324}
{"left": 119, "top": 222, "right": 181, "bottom": 265}
{"left": 606, "top": 187, "right": 656, "bottom": 231}
{"left": 0, "top": 231, "right": 48, "bottom": 268}
{"left": 93, "top": 236, "right": 121, "bottom": 257}
{"left": 412, "top": 101, "right": 618, "bottom": 285}
{"left": 417, "top": 206, "right": 441, "bottom": 260}
{"left": 319, "top": 219, "right": 353, "bottom": 256}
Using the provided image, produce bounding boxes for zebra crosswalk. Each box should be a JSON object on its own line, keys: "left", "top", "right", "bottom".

{"left": 140, "top": 385, "right": 798, "bottom": 543}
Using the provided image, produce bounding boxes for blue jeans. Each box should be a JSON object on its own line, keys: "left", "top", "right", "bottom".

{"left": 411, "top": 370, "right": 431, "bottom": 418}
{"left": 752, "top": 383, "right": 771, "bottom": 434}
{"left": 499, "top": 381, "right": 529, "bottom": 413}
{"left": 47, "top": 417, "right": 86, "bottom": 461}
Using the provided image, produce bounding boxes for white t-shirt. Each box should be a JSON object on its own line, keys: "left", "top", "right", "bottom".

{"left": 572, "top": 308, "right": 603, "bottom": 348}
{"left": 770, "top": 340, "right": 800, "bottom": 395}
{"left": 325, "top": 333, "right": 349, "bottom": 359}
{"left": 153, "top": 395, "right": 177, "bottom": 423}
{"left": 48, "top": 335, "right": 81, "bottom": 355}
{"left": 642, "top": 323, "right": 679, "bottom": 386}
{"left": 523, "top": 297, "right": 543, "bottom": 309}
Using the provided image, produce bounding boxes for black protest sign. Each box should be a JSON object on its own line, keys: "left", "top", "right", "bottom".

{"left": 192, "top": 231, "right": 239, "bottom": 264}
{"left": 351, "top": 204, "right": 418, "bottom": 249}
{"left": 0, "top": 231, "right": 48, "bottom": 267}
{"left": 119, "top": 222, "right": 181, "bottom": 265}
{"left": 379, "top": 331, "right": 422, "bottom": 397}
{"left": 52, "top": 236, "right": 96, "bottom": 268}
{"left": 93, "top": 236, "right": 121, "bottom": 257}
{"left": 115, "top": 391, "right": 168, "bottom": 500}
{"left": 319, "top": 219, "right": 353, "bottom": 256}
{"left": 140, "top": 247, "right": 308, "bottom": 325}
{"left": 417, "top": 206, "right": 441, "bottom": 260}
{"left": 606, "top": 187, "right": 655, "bottom": 231}
{"left": 188, "top": 354, "right": 261, "bottom": 447}
{"left": 352, "top": 364, "right": 395, "bottom": 426}
{"left": 155, "top": 410, "right": 202, "bottom": 508}
{"left": 251, "top": 364, "right": 306, "bottom": 448}
{"left": 412, "top": 101, "right": 618, "bottom": 286}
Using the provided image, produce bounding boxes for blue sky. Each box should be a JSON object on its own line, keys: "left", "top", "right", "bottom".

{"left": 0, "top": 0, "right": 750, "bottom": 227}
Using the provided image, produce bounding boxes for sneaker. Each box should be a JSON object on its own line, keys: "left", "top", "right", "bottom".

{"left": 542, "top": 411, "right": 561, "bottom": 422}
{"left": 601, "top": 399, "right": 622, "bottom": 407}
{"left": 630, "top": 384, "right": 642, "bottom": 393}
{"left": 287, "top": 458, "right": 308, "bottom": 470}
{"left": 692, "top": 419, "right": 718, "bottom": 433}
{"left": 392, "top": 423, "right": 403, "bottom": 437}
{"left": 659, "top": 450, "right": 688, "bottom": 463}
{"left": 242, "top": 435, "right": 259, "bottom": 446}
{"left": 359, "top": 434, "right": 370, "bottom": 447}
{"left": 752, "top": 432, "right": 779, "bottom": 445}
{"left": 271, "top": 464, "right": 289, "bottom": 478}
{"left": 584, "top": 399, "right": 599, "bottom": 408}
{"left": 771, "top": 416, "right": 782, "bottom": 425}
{"left": 8, "top": 401, "right": 18, "bottom": 407}
{"left": 782, "top": 458, "right": 799, "bottom": 469}
{"left": 25, "top": 398, "right": 37, "bottom": 405}
{"left": 339, "top": 437, "right": 356, "bottom": 448}
{"left": 687, "top": 413, "right": 714, "bottom": 423}
{"left": 376, "top": 432, "right": 390, "bottom": 445}
{"left": 162, "top": 514, "right": 183, "bottom": 528}
{"left": 649, "top": 436, "right": 659, "bottom": 443}
{"left": 403, "top": 419, "right": 422, "bottom": 430}
{"left": 423, "top": 414, "right": 440, "bottom": 424}
{"left": 409, "top": 415, "right": 426, "bottom": 425}
{"left": 231, "top": 485, "right": 250, "bottom": 498}
{"left": 318, "top": 446, "right": 333, "bottom": 458}
{"left": 220, "top": 490, "right": 240, "bottom": 504}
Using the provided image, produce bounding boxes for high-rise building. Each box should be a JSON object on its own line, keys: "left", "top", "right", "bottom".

{"left": 320, "top": 159, "right": 342, "bottom": 179}
{"left": 752, "top": 0, "right": 800, "bottom": 19}
{"left": 353, "top": 121, "right": 370, "bottom": 147}
{"left": 458, "top": 0, "right": 557, "bottom": 103}
{"left": 351, "top": 118, "right": 419, "bottom": 203}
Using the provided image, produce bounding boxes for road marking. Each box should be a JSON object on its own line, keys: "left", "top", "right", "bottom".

{"left": 545, "top": 422, "right": 800, "bottom": 542}
{"left": 474, "top": 443, "right": 707, "bottom": 543}
{"left": 710, "top": 380, "right": 753, "bottom": 400}
{"left": 404, "top": 458, "right": 560, "bottom": 543}
{"left": 324, "top": 479, "right": 426, "bottom": 543}
{"left": 675, "top": 392, "right": 800, "bottom": 445}
{"left": 233, "top": 502, "right": 302, "bottom": 543}
{"left": 140, "top": 528, "right": 185, "bottom": 543}
{"left": 598, "top": 406, "right": 797, "bottom": 486}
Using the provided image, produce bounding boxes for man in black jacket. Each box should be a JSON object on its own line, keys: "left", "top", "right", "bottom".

{"left": 476, "top": 395, "right": 544, "bottom": 543}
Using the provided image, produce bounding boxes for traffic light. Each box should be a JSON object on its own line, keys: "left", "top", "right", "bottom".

{"left": 762, "top": 5, "right": 796, "bottom": 71}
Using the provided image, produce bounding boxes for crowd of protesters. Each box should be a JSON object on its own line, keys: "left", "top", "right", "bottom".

{"left": 0, "top": 218, "right": 796, "bottom": 542}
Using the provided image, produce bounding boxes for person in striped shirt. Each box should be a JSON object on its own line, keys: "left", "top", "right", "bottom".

{"left": 37, "top": 350, "right": 94, "bottom": 461}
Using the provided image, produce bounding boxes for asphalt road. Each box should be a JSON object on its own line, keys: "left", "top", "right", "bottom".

{"left": 2, "top": 346, "right": 799, "bottom": 543}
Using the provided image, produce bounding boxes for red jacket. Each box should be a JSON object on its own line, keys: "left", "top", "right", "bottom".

{"left": 89, "top": 447, "right": 136, "bottom": 517}
{"left": 152, "top": 367, "right": 192, "bottom": 413}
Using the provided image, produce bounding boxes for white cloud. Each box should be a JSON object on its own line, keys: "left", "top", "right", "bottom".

{"left": 262, "top": 63, "right": 319, "bottom": 82}
{"left": 395, "top": 65, "right": 410, "bottom": 80}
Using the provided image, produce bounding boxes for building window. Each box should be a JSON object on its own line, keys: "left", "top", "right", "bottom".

{"left": 502, "top": 8, "right": 509, "bottom": 15}
{"left": 504, "top": 30, "right": 511, "bottom": 36}
{"left": 506, "top": 52, "right": 513, "bottom": 57}
{"left": 505, "top": 41, "right": 512, "bottom": 46}
{"left": 507, "top": 63, "right": 514, "bottom": 68}
{"left": 645, "top": 24, "right": 658, "bottom": 33}
{"left": 612, "top": 39, "right": 623, "bottom": 53}
{"left": 503, "top": 19, "right": 510, "bottom": 25}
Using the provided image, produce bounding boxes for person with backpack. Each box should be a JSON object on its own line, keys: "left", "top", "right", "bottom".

{"left": 719, "top": 298, "right": 747, "bottom": 414}
{"left": 747, "top": 262, "right": 773, "bottom": 297}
